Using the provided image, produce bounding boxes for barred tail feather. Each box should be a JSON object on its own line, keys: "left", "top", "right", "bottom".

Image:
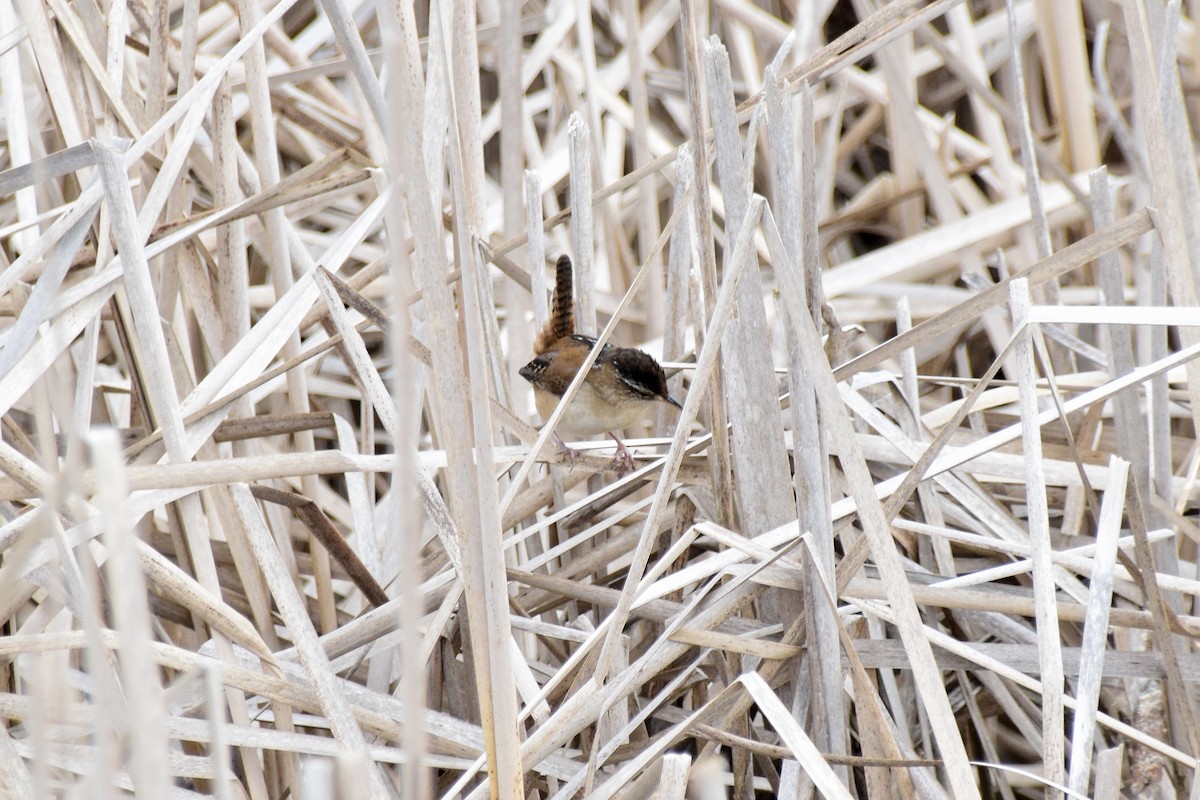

{"left": 535, "top": 255, "right": 574, "bottom": 353}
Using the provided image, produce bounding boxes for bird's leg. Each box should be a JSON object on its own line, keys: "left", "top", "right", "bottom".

{"left": 553, "top": 433, "right": 580, "bottom": 470}
{"left": 606, "top": 432, "right": 636, "bottom": 476}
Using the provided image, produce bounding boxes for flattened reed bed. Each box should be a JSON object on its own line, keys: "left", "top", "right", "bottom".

{"left": 0, "top": 0, "right": 1198, "bottom": 798}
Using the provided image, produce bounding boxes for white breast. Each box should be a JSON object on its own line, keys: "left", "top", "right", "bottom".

{"left": 534, "top": 385, "right": 648, "bottom": 438}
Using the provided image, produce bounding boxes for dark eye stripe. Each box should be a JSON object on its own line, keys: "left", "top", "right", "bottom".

{"left": 617, "top": 374, "right": 658, "bottom": 398}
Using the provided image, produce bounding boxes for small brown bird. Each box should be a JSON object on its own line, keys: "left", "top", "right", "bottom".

{"left": 519, "top": 255, "right": 682, "bottom": 474}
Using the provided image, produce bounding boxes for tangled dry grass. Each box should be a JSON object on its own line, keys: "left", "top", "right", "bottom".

{"left": 0, "top": 0, "right": 1198, "bottom": 798}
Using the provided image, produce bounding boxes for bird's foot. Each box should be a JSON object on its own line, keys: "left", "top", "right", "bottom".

{"left": 607, "top": 433, "right": 636, "bottom": 477}
{"left": 553, "top": 434, "right": 580, "bottom": 470}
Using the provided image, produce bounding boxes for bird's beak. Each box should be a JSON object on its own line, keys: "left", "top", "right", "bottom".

{"left": 665, "top": 395, "right": 683, "bottom": 410}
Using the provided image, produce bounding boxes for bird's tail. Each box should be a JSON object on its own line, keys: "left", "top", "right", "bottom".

{"left": 535, "top": 255, "right": 574, "bottom": 353}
